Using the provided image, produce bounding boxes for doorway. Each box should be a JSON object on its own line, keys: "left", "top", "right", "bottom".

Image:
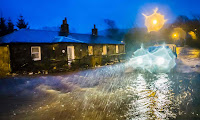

{"left": 67, "top": 46, "right": 75, "bottom": 65}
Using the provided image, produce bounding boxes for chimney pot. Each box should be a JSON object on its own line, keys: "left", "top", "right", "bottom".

{"left": 63, "top": 17, "right": 67, "bottom": 24}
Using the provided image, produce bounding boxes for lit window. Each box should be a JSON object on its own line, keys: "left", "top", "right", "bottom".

{"left": 88, "top": 46, "right": 93, "bottom": 55}
{"left": 67, "top": 46, "right": 75, "bottom": 60}
{"left": 102, "top": 45, "right": 107, "bottom": 55}
{"left": 31, "top": 46, "right": 41, "bottom": 61}
{"left": 116, "top": 45, "right": 119, "bottom": 53}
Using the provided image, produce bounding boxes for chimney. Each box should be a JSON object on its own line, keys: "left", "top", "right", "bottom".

{"left": 60, "top": 17, "right": 69, "bottom": 36}
{"left": 63, "top": 17, "right": 67, "bottom": 24}
{"left": 92, "top": 24, "right": 98, "bottom": 36}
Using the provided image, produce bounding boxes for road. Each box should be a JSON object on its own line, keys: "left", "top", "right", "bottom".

{"left": 0, "top": 47, "right": 200, "bottom": 120}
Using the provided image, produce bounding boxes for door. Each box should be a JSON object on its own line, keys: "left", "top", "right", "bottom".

{"left": 67, "top": 46, "right": 75, "bottom": 64}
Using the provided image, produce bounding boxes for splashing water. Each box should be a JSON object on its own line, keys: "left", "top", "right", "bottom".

{"left": 126, "top": 45, "right": 176, "bottom": 73}
{"left": 1, "top": 46, "right": 196, "bottom": 120}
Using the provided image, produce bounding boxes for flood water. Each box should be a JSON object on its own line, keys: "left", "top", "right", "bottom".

{"left": 0, "top": 47, "right": 200, "bottom": 120}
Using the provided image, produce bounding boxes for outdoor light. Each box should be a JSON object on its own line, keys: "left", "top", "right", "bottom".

{"left": 172, "top": 33, "right": 179, "bottom": 42}
{"left": 156, "top": 57, "right": 165, "bottom": 66}
{"left": 173, "top": 34, "right": 177, "bottom": 37}
{"left": 143, "top": 8, "right": 167, "bottom": 32}
{"left": 172, "top": 33, "right": 179, "bottom": 40}
{"left": 153, "top": 20, "right": 157, "bottom": 24}
{"left": 172, "top": 27, "right": 186, "bottom": 40}
{"left": 188, "top": 31, "right": 197, "bottom": 40}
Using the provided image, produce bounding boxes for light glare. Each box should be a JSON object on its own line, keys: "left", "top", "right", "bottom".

{"left": 137, "top": 58, "right": 143, "bottom": 64}
{"left": 172, "top": 27, "right": 186, "bottom": 40}
{"left": 156, "top": 57, "right": 165, "bottom": 65}
{"left": 143, "top": 8, "right": 167, "bottom": 32}
{"left": 153, "top": 20, "right": 157, "bottom": 24}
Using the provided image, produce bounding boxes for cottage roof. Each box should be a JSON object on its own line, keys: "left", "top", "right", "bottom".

{"left": 0, "top": 29, "right": 124, "bottom": 44}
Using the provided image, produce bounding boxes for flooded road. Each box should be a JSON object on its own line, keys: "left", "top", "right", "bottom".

{"left": 0, "top": 47, "right": 200, "bottom": 120}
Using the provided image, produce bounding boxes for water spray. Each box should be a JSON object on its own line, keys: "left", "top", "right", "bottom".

{"left": 126, "top": 44, "right": 176, "bottom": 73}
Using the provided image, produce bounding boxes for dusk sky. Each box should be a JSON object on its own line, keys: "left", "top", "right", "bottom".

{"left": 1, "top": 0, "right": 200, "bottom": 33}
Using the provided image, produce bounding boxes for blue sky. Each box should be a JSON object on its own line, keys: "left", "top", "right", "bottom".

{"left": 1, "top": 0, "right": 200, "bottom": 33}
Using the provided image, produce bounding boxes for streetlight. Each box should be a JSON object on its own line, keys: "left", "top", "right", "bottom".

{"left": 172, "top": 33, "right": 179, "bottom": 44}
{"left": 173, "top": 34, "right": 177, "bottom": 37}
{"left": 143, "top": 8, "right": 167, "bottom": 32}
{"left": 153, "top": 20, "right": 157, "bottom": 25}
{"left": 172, "top": 33, "right": 178, "bottom": 38}
{"left": 172, "top": 28, "right": 186, "bottom": 45}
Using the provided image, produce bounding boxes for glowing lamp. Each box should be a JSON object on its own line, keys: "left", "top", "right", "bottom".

{"left": 173, "top": 34, "right": 177, "bottom": 37}
{"left": 172, "top": 33, "right": 179, "bottom": 40}
{"left": 153, "top": 20, "right": 157, "bottom": 24}
{"left": 143, "top": 8, "right": 167, "bottom": 32}
{"left": 172, "top": 28, "right": 186, "bottom": 40}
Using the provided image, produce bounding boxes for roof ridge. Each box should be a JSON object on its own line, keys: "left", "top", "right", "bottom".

{"left": 0, "top": 29, "right": 124, "bottom": 44}
{"left": 23, "top": 29, "right": 59, "bottom": 32}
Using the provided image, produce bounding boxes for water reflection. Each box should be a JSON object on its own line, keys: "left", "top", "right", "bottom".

{"left": 173, "top": 73, "right": 194, "bottom": 119}
{"left": 126, "top": 73, "right": 176, "bottom": 120}
{"left": 0, "top": 63, "right": 198, "bottom": 120}
{"left": 177, "top": 47, "right": 200, "bottom": 59}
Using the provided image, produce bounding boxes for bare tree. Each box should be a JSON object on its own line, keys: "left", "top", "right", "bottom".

{"left": 104, "top": 19, "right": 119, "bottom": 40}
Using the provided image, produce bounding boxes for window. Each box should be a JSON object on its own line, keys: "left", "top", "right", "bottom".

{"left": 102, "top": 45, "right": 107, "bottom": 55}
{"left": 116, "top": 45, "right": 119, "bottom": 53}
{"left": 67, "top": 46, "right": 75, "bottom": 60}
{"left": 88, "top": 46, "right": 93, "bottom": 55}
{"left": 31, "top": 46, "right": 41, "bottom": 61}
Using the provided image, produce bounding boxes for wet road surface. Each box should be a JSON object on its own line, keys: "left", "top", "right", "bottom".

{"left": 0, "top": 47, "right": 200, "bottom": 120}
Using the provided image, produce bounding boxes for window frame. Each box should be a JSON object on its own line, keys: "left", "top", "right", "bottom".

{"left": 31, "top": 46, "right": 41, "bottom": 61}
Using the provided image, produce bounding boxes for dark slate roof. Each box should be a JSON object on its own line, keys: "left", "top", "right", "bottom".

{"left": 0, "top": 29, "right": 124, "bottom": 44}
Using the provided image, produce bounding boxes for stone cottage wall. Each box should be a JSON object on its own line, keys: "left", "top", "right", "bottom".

{"left": 0, "top": 45, "right": 11, "bottom": 76}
